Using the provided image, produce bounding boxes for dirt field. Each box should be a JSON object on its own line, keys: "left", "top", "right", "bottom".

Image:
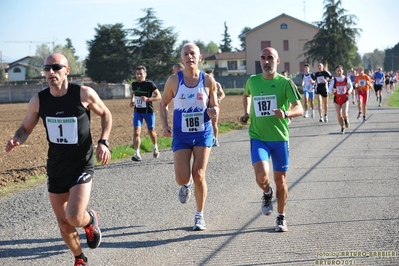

{"left": 0, "top": 95, "right": 244, "bottom": 187}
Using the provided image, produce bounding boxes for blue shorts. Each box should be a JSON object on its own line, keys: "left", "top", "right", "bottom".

{"left": 172, "top": 135, "right": 213, "bottom": 152}
{"left": 250, "top": 139, "right": 289, "bottom": 172}
{"left": 133, "top": 112, "right": 155, "bottom": 129}
{"left": 303, "top": 90, "right": 315, "bottom": 100}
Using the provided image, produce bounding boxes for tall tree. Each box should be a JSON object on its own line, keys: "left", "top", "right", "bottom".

{"left": 238, "top": 26, "right": 252, "bottom": 51}
{"left": 205, "top": 41, "right": 219, "bottom": 53}
{"left": 219, "top": 21, "right": 233, "bottom": 52}
{"left": 384, "top": 43, "right": 399, "bottom": 71}
{"left": 128, "top": 8, "right": 177, "bottom": 81}
{"left": 65, "top": 38, "right": 79, "bottom": 60}
{"left": 86, "top": 23, "right": 131, "bottom": 83}
{"left": 302, "top": 0, "right": 361, "bottom": 70}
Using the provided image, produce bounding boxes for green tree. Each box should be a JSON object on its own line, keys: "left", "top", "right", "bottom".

{"left": 86, "top": 23, "right": 131, "bottom": 83}
{"left": 362, "top": 49, "right": 385, "bottom": 71}
{"left": 238, "top": 26, "right": 252, "bottom": 51}
{"left": 219, "top": 21, "right": 233, "bottom": 52}
{"left": 302, "top": 0, "right": 361, "bottom": 70}
{"left": 0, "top": 65, "right": 6, "bottom": 84}
{"left": 65, "top": 38, "right": 79, "bottom": 60}
{"left": 384, "top": 43, "right": 399, "bottom": 71}
{"left": 128, "top": 8, "right": 177, "bottom": 81}
{"left": 204, "top": 41, "right": 219, "bottom": 53}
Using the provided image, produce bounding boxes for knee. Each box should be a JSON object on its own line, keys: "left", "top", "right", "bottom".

{"left": 65, "top": 212, "right": 86, "bottom": 228}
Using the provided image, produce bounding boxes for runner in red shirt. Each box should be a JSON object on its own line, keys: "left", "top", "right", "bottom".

{"left": 328, "top": 65, "right": 353, "bottom": 134}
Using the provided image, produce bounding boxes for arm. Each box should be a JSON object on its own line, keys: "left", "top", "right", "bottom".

{"left": 240, "top": 91, "right": 251, "bottom": 124}
{"left": 205, "top": 75, "right": 220, "bottom": 118}
{"left": 81, "top": 86, "right": 112, "bottom": 165}
{"left": 285, "top": 100, "right": 303, "bottom": 118}
{"left": 129, "top": 89, "right": 135, "bottom": 108}
{"left": 347, "top": 77, "right": 353, "bottom": 94}
{"left": 216, "top": 82, "right": 225, "bottom": 103}
{"left": 5, "top": 94, "right": 40, "bottom": 152}
{"left": 160, "top": 75, "right": 177, "bottom": 137}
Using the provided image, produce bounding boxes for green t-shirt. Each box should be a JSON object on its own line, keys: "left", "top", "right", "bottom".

{"left": 245, "top": 73, "right": 302, "bottom": 142}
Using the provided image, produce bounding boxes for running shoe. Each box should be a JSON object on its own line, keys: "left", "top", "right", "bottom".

{"left": 303, "top": 111, "right": 308, "bottom": 118}
{"left": 311, "top": 110, "right": 315, "bottom": 118}
{"left": 132, "top": 154, "right": 142, "bottom": 161}
{"left": 261, "top": 188, "right": 273, "bottom": 215}
{"left": 74, "top": 258, "right": 88, "bottom": 266}
{"left": 178, "top": 181, "right": 192, "bottom": 204}
{"left": 341, "top": 128, "right": 345, "bottom": 135}
{"left": 357, "top": 113, "right": 362, "bottom": 120}
{"left": 344, "top": 119, "right": 350, "bottom": 128}
{"left": 319, "top": 117, "right": 323, "bottom": 122}
{"left": 193, "top": 215, "right": 206, "bottom": 231}
{"left": 324, "top": 115, "right": 328, "bottom": 122}
{"left": 379, "top": 103, "right": 382, "bottom": 107}
{"left": 275, "top": 215, "right": 288, "bottom": 232}
{"left": 153, "top": 148, "right": 160, "bottom": 158}
{"left": 84, "top": 209, "right": 101, "bottom": 249}
{"left": 363, "top": 118, "right": 367, "bottom": 123}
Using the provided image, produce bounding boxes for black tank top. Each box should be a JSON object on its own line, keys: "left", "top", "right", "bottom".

{"left": 38, "top": 84, "right": 94, "bottom": 178}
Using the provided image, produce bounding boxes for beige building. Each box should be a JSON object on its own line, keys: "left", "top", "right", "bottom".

{"left": 242, "top": 13, "right": 319, "bottom": 75}
{"left": 201, "top": 51, "right": 246, "bottom": 76}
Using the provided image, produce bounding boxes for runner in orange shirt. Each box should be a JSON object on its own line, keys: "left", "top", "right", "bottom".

{"left": 354, "top": 67, "right": 373, "bottom": 123}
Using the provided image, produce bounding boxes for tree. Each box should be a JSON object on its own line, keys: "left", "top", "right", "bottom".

{"left": 0, "top": 66, "right": 5, "bottom": 84}
{"left": 128, "top": 8, "right": 178, "bottom": 81}
{"left": 384, "top": 43, "right": 399, "bottom": 71}
{"left": 302, "top": 0, "right": 361, "bottom": 70}
{"left": 204, "top": 41, "right": 219, "bottom": 53}
{"left": 86, "top": 23, "right": 131, "bottom": 83}
{"left": 238, "top": 26, "right": 252, "bottom": 51}
{"left": 219, "top": 21, "right": 233, "bottom": 52}
{"left": 65, "top": 38, "right": 79, "bottom": 60}
{"left": 363, "top": 49, "right": 384, "bottom": 71}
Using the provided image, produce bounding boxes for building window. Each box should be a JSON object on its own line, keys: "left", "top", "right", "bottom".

{"left": 284, "top": 40, "right": 289, "bottom": 51}
{"left": 240, "top": 60, "right": 246, "bottom": 67}
{"left": 13, "top": 67, "right": 21, "bottom": 73}
{"left": 281, "top": 23, "right": 287, "bottom": 29}
{"left": 284, "top": 62, "right": 290, "bottom": 73}
{"left": 228, "top": 61, "right": 237, "bottom": 70}
{"left": 261, "top": 41, "right": 271, "bottom": 50}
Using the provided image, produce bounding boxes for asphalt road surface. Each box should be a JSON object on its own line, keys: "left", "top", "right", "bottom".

{"left": 1, "top": 93, "right": 398, "bottom": 266}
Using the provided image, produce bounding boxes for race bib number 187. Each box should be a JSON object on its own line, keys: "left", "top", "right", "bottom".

{"left": 253, "top": 95, "right": 277, "bottom": 117}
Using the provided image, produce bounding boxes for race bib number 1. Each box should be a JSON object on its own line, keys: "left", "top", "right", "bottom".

{"left": 181, "top": 112, "right": 204, "bottom": 132}
{"left": 253, "top": 95, "right": 277, "bottom": 117}
{"left": 46, "top": 116, "right": 78, "bottom": 144}
{"left": 135, "top": 96, "right": 147, "bottom": 108}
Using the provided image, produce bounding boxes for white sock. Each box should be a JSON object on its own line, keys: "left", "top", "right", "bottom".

{"left": 264, "top": 188, "right": 272, "bottom": 195}
{"left": 153, "top": 144, "right": 158, "bottom": 150}
{"left": 277, "top": 212, "right": 285, "bottom": 217}
{"left": 195, "top": 211, "right": 203, "bottom": 217}
{"left": 135, "top": 149, "right": 140, "bottom": 156}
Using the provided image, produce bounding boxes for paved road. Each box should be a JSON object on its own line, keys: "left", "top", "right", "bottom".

{"left": 1, "top": 92, "right": 399, "bottom": 266}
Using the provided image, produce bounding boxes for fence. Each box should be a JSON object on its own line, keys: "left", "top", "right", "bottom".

{"left": 0, "top": 83, "right": 131, "bottom": 103}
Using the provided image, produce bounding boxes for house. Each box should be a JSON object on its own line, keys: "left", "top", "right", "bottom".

{"left": 6, "top": 56, "right": 34, "bottom": 81}
{"left": 202, "top": 51, "right": 246, "bottom": 76}
{"left": 241, "top": 13, "right": 319, "bottom": 75}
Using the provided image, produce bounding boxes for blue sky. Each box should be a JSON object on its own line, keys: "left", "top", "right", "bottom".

{"left": 1, "top": 0, "right": 398, "bottom": 62}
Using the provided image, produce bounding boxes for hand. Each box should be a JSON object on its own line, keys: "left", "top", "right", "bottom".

{"left": 272, "top": 109, "right": 285, "bottom": 119}
{"left": 96, "top": 144, "right": 111, "bottom": 166}
{"left": 163, "top": 126, "right": 172, "bottom": 137}
{"left": 207, "top": 107, "right": 219, "bottom": 118}
{"left": 239, "top": 113, "right": 249, "bottom": 125}
{"left": 129, "top": 102, "right": 135, "bottom": 107}
{"left": 5, "top": 139, "right": 20, "bottom": 153}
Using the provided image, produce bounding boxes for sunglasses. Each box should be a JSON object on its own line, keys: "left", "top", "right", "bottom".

{"left": 43, "top": 64, "right": 66, "bottom": 71}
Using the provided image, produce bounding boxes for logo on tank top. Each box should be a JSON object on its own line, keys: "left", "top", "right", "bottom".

{"left": 196, "top": 93, "right": 204, "bottom": 100}
{"left": 179, "top": 94, "right": 186, "bottom": 99}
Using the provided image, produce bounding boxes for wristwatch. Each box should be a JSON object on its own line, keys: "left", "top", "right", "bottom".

{"left": 284, "top": 111, "right": 289, "bottom": 119}
{"left": 98, "top": 139, "right": 109, "bottom": 148}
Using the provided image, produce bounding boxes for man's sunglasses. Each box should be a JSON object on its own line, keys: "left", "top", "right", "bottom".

{"left": 42, "top": 64, "right": 66, "bottom": 71}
